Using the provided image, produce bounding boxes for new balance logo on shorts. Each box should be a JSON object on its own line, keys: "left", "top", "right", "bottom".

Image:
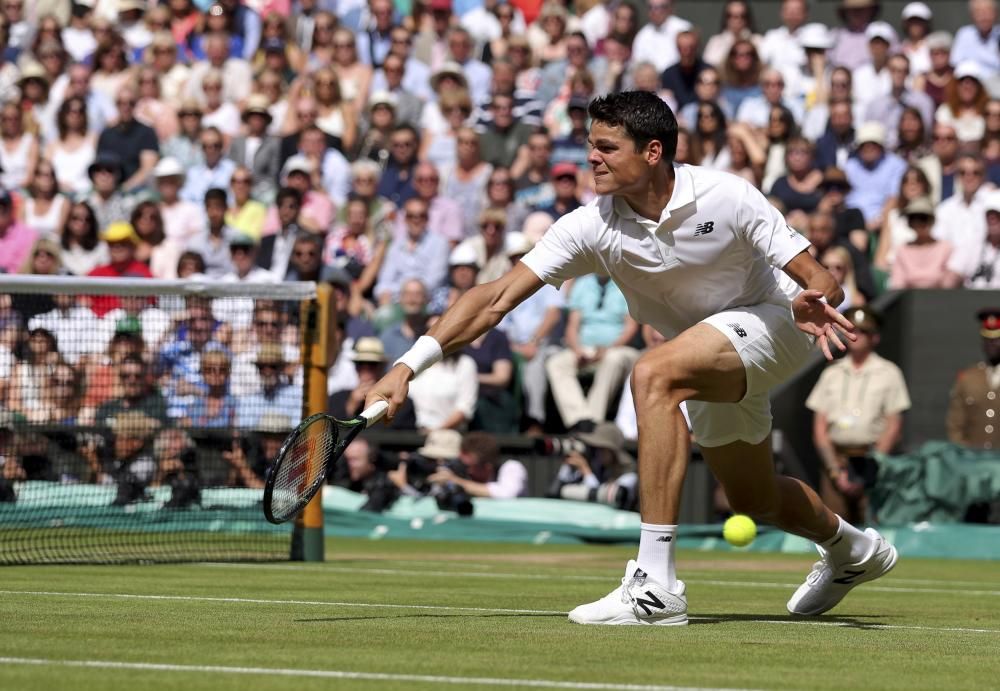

{"left": 694, "top": 221, "right": 715, "bottom": 236}
{"left": 728, "top": 323, "right": 748, "bottom": 338}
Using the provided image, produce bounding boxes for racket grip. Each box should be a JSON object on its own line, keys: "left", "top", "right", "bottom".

{"left": 360, "top": 400, "right": 389, "bottom": 427}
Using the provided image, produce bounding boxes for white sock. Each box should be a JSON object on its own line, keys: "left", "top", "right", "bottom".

{"left": 820, "top": 516, "right": 875, "bottom": 564}
{"left": 636, "top": 523, "right": 677, "bottom": 590}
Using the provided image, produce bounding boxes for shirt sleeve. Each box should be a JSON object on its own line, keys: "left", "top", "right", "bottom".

{"left": 519, "top": 207, "right": 599, "bottom": 288}
{"left": 737, "top": 179, "right": 812, "bottom": 270}
{"left": 452, "top": 355, "right": 479, "bottom": 419}
{"left": 486, "top": 460, "right": 528, "bottom": 499}
{"left": 883, "top": 365, "right": 912, "bottom": 415}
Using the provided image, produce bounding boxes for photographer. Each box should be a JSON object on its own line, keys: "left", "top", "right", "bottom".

{"left": 333, "top": 438, "right": 399, "bottom": 513}
{"left": 426, "top": 431, "right": 527, "bottom": 500}
{"left": 151, "top": 428, "right": 200, "bottom": 508}
{"left": 387, "top": 429, "right": 476, "bottom": 515}
{"left": 546, "top": 422, "right": 638, "bottom": 511}
{"left": 222, "top": 412, "right": 293, "bottom": 489}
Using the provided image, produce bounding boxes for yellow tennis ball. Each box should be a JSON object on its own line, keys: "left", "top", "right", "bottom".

{"left": 723, "top": 514, "right": 757, "bottom": 547}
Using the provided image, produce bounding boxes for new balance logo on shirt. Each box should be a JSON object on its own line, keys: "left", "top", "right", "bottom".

{"left": 694, "top": 221, "right": 715, "bottom": 236}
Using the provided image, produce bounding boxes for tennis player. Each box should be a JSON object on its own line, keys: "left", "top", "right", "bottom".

{"left": 367, "top": 91, "right": 898, "bottom": 626}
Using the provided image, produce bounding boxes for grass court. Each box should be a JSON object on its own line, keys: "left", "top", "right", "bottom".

{"left": 2, "top": 537, "right": 998, "bottom": 691}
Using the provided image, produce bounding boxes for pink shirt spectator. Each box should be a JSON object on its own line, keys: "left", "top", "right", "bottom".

{"left": 160, "top": 200, "right": 207, "bottom": 247}
{"left": 262, "top": 191, "right": 335, "bottom": 236}
{"left": 0, "top": 220, "right": 37, "bottom": 274}
{"left": 889, "top": 241, "right": 953, "bottom": 289}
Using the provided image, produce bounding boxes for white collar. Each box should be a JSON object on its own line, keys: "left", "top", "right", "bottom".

{"left": 611, "top": 163, "right": 695, "bottom": 225}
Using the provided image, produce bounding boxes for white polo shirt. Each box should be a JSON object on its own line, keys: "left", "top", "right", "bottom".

{"left": 520, "top": 164, "right": 810, "bottom": 339}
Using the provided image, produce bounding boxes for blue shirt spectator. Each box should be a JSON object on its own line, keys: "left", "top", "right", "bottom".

{"left": 951, "top": 22, "right": 1000, "bottom": 72}
{"left": 844, "top": 124, "right": 907, "bottom": 226}
{"left": 374, "top": 198, "right": 450, "bottom": 303}
{"left": 568, "top": 274, "right": 631, "bottom": 348}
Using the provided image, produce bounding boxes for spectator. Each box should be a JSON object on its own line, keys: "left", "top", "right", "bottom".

{"left": 96, "top": 85, "right": 159, "bottom": 193}
{"left": 87, "top": 410, "right": 161, "bottom": 496}
{"left": 874, "top": 166, "right": 934, "bottom": 274}
{"left": 277, "top": 152, "right": 337, "bottom": 234}
{"left": 442, "top": 126, "right": 493, "bottom": 238}
{"left": 380, "top": 278, "right": 430, "bottom": 363}
{"left": 631, "top": 0, "right": 691, "bottom": 74}
{"left": 191, "top": 188, "right": 237, "bottom": 279}
{"left": 161, "top": 99, "right": 205, "bottom": 173}
{"left": 888, "top": 197, "right": 953, "bottom": 289}
{"left": 154, "top": 156, "right": 206, "bottom": 252}
{"left": 86, "top": 223, "right": 153, "bottom": 317}
{"left": 725, "top": 122, "right": 767, "bottom": 185}
{"left": 677, "top": 67, "right": 733, "bottom": 129}
{"left": 227, "top": 303, "right": 295, "bottom": 394}
{"left": 789, "top": 23, "right": 833, "bottom": 124}
{"left": 936, "top": 61, "right": 990, "bottom": 144}
{"left": 94, "top": 353, "right": 168, "bottom": 428}
{"left": 464, "top": 322, "right": 516, "bottom": 433}
{"left": 222, "top": 233, "right": 277, "bottom": 285}
{"left": 427, "top": 431, "right": 528, "bottom": 499}
{"left": 933, "top": 154, "right": 991, "bottom": 247}
{"left": 692, "top": 101, "right": 729, "bottom": 169}
{"left": 546, "top": 273, "right": 639, "bottom": 432}
{"left": 234, "top": 343, "right": 301, "bottom": 428}
{"left": 900, "top": 2, "right": 934, "bottom": 76}
{"left": 947, "top": 306, "right": 1000, "bottom": 451}
{"left": 126, "top": 201, "right": 173, "bottom": 281}
{"left": 895, "top": 106, "right": 932, "bottom": 163}
{"left": 456, "top": 208, "right": 511, "bottom": 285}
{"left": 45, "top": 95, "right": 96, "bottom": 197}
{"left": 950, "top": 0, "right": 1000, "bottom": 73}
{"left": 917, "top": 31, "right": 955, "bottom": 107}
{"left": 807, "top": 306, "right": 910, "bottom": 525}
{"left": 546, "top": 421, "right": 637, "bottom": 511}
{"left": 0, "top": 186, "right": 34, "bottom": 273}
{"left": 333, "top": 437, "right": 399, "bottom": 512}
{"left": 408, "top": 344, "right": 479, "bottom": 432}
{"left": 478, "top": 93, "right": 534, "bottom": 170}
{"left": 844, "top": 122, "right": 908, "bottom": 230}
{"left": 257, "top": 186, "right": 303, "bottom": 279}
{"left": 228, "top": 96, "right": 281, "bottom": 206}
{"left": 818, "top": 246, "right": 865, "bottom": 315}
{"left": 356, "top": 90, "right": 399, "bottom": 164}
{"left": 186, "top": 30, "right": 253, "bottom": 105}
{"left": 549, "top": 96, "right": 590, "bottom": 169}
{"left": 805, "top": 209, "right": 876, "bottom": 302}
{"left": 28, "top": 293, "right": 105, "bottom": 365}
{"left": 397, "top": 161, "right": 464, "bottom": 245}
{"left": 328, "top": 336, "right": 416, "bottom": 430}
{"left": 324, "top": 197, "right": 385, "bottom": 290}
{"left": 865, "top": 53, "right": 935, "bottom": 151}
{"left": 736, "top": 68, "right": 803, "bottom": 130}
{"left": 134, "top": 66, "right": 179, "bottom": 144}
{"left": 283, "top": 232, "right": 324, "bottom": 282}
{"left": 660, "top": 30, "right": 708, "bottom": 112}
{"left": 101, "top": 294, "right": 172, "bottom": 354}
{"left": 537, "top": 162, "right": 583, "bottom": 219}
{"left": 429, "top": 242, "right": 481, "bottom": 316}
{"left": 758, "top": 0, "right": 810, "bottom": 76}
{"left": 311, "top": 64, "right": 358, "bottom": 152}
{"left": 6, "top": 327, "right": 58, "bottom": 423}
{"left": 852, "top": 21, "right": 895, "bottom": 117}
{"left": 59, "top": 201, "right": 107, "bottom": 277}
{"left": 17, "top": 235, "right": 63, "bottom": 278}
{"left": 483, "top": 166, "right": 530, "bottom": 238}
{"left": 945, "top": 191, "right": 1000, "bottom": 289}
{"left": 356, "top": 0, "right": 395, "bottom": 69}
{"left": 225, "top": 166, "right": 269, "bottom": 241}
{"left": 720, "top": 39, "right": 762, "bottom": 114}
{"left": 223, "top": 412, "right": 291, "bottom": 489}
{"left": 0, "top": 100, "right": 37, "bottom": 191}
{"left": 150, "top": 427, "right": 200, "bottom": 508}
{"left": 769, "top": 137, "right": 823, "bottom": 214}
{"left": 829, "top": 0, "right": 884, "bottom": 71}
{"left": 17, "top": 158, "right": 68, "bottom": 238}
{"left": 371, "top": 47, "right": 427, "bottom": 129}
{"left": 179, "top": 348, "right": 236, "bottom": 428}
{"left": 375, "top": 197, "right": 449, "bottom": 305}
{"left": 813, "top": 95, "right": 856, "bottom": 171}
{"left": 145, "top": 31, "right": 190, "bottom": 104}
{"left": 512, "top": 131, "right": 555, "bottom": 210}
{"left": 180, "top": 127, "right": 236, "bottom": 204}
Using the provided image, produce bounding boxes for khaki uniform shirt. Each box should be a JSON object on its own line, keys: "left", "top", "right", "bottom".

{"left": 806, "top": 352, "right": 911, "bottom": 448}
{"left": 947, "top": 362, "right": 1000, "bottom": 449}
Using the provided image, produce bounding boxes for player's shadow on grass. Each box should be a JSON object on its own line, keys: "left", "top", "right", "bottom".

{"left": 295, "top": 613, "right": 565, "bottom": 623}
{"left": 692, "top": 613, "right": 889, "bottom": 629}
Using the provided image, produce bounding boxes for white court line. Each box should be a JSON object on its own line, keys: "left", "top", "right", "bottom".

{"left": 2, "top": 589, "right": 998, "bottom": 635}
{"left": 0, "top": 657, "right": 757, "bottom": 691}
{"left": 199, "top": 563, "right": 1000, "bottom": 597}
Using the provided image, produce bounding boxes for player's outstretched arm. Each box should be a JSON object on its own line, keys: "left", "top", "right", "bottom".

{"left": 782, "top": 250, "right": 857, "bottom": 361}
{"left": 365, "top": 263, "right": 544, "bottom": 419}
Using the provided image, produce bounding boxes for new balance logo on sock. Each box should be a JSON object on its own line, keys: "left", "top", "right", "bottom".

{"left": 833, "top": 568, "right": 866, "bottom": 584}
{"left": 633, "top": 591, "right": 667, "bottom": 616}
{"left": 655, "top": 536, "right": 673, "bottom": 542}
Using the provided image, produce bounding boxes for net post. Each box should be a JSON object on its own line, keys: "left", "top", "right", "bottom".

{"left": 293, "top": 283, "right": 333, "bottom": 562}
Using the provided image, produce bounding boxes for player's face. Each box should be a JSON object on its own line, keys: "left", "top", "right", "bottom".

{"left": 587, "top": 121, "right": 656, "bottom": 196}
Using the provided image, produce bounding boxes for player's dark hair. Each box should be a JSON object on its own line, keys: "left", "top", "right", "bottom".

{"left": 588, "top": 91, "right": 678, "bottom": 160}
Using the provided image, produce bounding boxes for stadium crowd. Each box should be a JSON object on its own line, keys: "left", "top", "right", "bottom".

{"left": 0, "top": 0, "right": 999, "bottom": 518}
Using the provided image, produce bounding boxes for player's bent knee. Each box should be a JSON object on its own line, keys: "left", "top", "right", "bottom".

{"left": 632, "top": 352, "right": 687, "bottom": 408}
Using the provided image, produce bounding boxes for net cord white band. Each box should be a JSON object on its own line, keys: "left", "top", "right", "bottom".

{"left": 0, "top": 275, "right": 317, "bottom": 300}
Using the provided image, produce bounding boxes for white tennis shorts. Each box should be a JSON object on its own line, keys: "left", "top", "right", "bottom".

{"left": 686, "top": 301, "right": 814, "bottom": 448}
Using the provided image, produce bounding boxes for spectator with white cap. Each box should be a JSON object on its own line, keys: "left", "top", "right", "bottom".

{"left": 785, "top": 22, "right": 833, "bottom": 119}
{"left": 844, "top": 122, "right": 908, "bottom": 230}
{"left": 497, "top": 231, "right": 565, "bottom": 434}
{"left": 270, "top": 153, "right": 335, "bottom": 235}
{"left": 829, "top": 0, "right": 887, "bottom": 71}
{"left": 915, "top": 31, "right": 955, "bottom": 107}
{"left": 864, "top": 53, "right": 935, "bottom": 151}
{"left": 944, "top": 190, "right": 1000, "bottom": 289}
{"left": 934, "top": 153, "right": 993, "bottom": 248}
{"left": 429, "top": 241, "right": 481, "bottom": 315}
{"left": 935, "top": 61, "right": 990, "bottom": 143}
{"left": 900, "top": 2, "right": 934, "bottom": 76}
{"left": 154, "top": 157, "right": 207, "bottom": 250}
{"left": 950, "top": 0, "right": 1000, "bottom": 74}
{"left": 852, "top": 21, "right": 897, "bottom": 117}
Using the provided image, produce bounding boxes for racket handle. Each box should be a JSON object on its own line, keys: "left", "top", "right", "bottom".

{"left": 360, "top": 400, "right": 389, "bottom": 427}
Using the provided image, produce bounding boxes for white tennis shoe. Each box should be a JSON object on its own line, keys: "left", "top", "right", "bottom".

{"left": 568, "top": 560, "right": 688, "bottom": 626}
{"left": 787, "top": 528, "right": 898, "bottom": 616}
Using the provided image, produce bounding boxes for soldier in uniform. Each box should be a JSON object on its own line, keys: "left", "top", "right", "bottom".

{"left": 947, "top": 308, "right": 1000, "bottom": 451}
{"left": 807, "top": 306, "right": 912, "bottom": 525}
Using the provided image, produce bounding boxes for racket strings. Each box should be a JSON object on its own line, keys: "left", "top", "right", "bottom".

{"left": 269, "top": 417, "right": 338, "bottom": 521}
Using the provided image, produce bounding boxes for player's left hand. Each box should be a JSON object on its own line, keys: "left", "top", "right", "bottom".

{"left": 792, "top": 290, "right": 857, "bottom": 360}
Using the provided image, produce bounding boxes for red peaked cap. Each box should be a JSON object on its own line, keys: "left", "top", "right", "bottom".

{"left": 978, "top": 308, "right": 1000, "bottom": 338}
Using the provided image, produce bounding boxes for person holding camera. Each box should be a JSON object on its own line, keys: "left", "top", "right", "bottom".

{"left": 388, "top": 429, "right": 473, "bottom": 514}
{"left": 546, "top": 422, "right": 637, "bottom": 511}
{"left": 425, "top": 431, "right": 527, "bottom": 500}
{"left": 334, "top": 437, "right": 399, "bottom": 513}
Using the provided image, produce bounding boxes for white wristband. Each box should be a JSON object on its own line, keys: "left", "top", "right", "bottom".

{"left": 394, "top": 335, "right": 444, "bottom": 377}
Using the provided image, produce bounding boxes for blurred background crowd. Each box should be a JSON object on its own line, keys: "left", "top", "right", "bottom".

{"left": 0, "top": 0, "right": 999, "bottom": 519}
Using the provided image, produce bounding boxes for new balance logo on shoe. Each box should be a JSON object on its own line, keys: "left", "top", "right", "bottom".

{"left": 634, "top": 591, "right": 667, "bottom": 617}
{"left": 728, "top": 323, "right": 748, "bottom": 338}
{"left": 694, "top": 221, "right": 715, "bottom": 236}
{"left": 832, "top": 568, "right": 867, "bottom": 585}
{"left": 655, "top": 536, "right": 673, "bottom": 542}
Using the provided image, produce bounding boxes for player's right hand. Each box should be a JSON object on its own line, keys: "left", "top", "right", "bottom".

{"left": 364, "top": 364, "right": 412, "bottom": 422}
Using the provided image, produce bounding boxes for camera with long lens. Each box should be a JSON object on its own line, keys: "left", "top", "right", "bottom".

{"left": 557, "top": 479, "right": 634, "bottom": 510}
{"left": 533, "top": 436, "right": 588, "bottom": 457}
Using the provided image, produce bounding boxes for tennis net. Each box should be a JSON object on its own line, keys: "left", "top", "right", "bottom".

{"left": 0, "top": 276, "right": 317, "bottom": 564}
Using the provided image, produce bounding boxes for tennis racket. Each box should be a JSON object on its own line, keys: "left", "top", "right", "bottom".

{"left": 262, "top": 400, "right": 389, "bottom": 524}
